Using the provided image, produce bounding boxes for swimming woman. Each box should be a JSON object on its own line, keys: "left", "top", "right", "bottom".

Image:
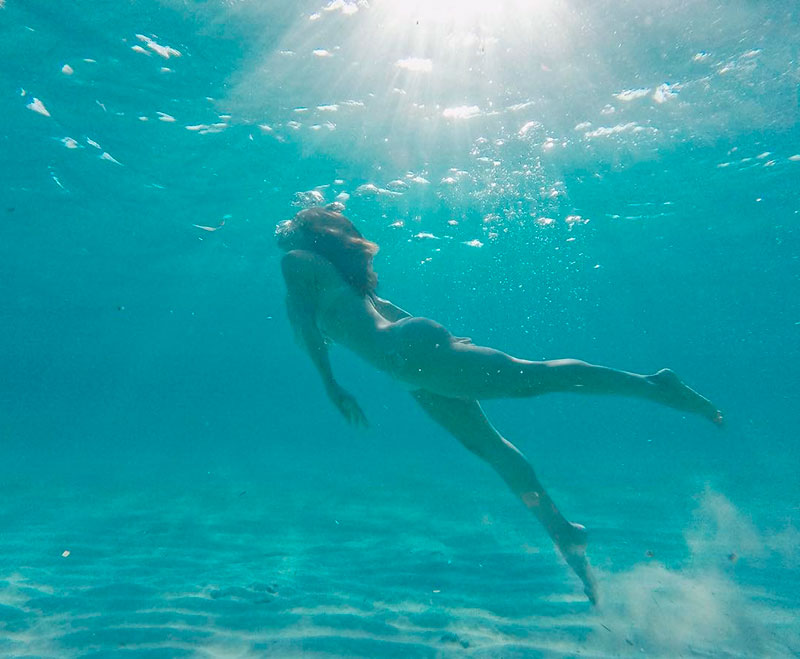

{"left": 276, "top": 207, "right": 723, "bottom": 604}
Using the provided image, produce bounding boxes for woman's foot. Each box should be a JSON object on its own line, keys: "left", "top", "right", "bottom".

{"left": 646, "top": 369, "right": 723, "bottom": 426}
{"left": 557, "top": 522, "right": 599, "bottom": 605}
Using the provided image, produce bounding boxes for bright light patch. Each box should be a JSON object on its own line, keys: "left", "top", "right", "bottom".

{"left": 652, "top": 82, "right": 680, "bottom": 103}
{"left": 585, "top": 122, "right": 640, "bottom": 138}
{"left": 388, "top": 0, "right": 505, "bottom": 27}
{"left": 26, "top": 97, "right": 50, "bottom": 117}
{"left": 395, "top": 57, "right": 433, "bottom": 73}
{"left": 136, "top": 34, "right": 181, "bottom": 59}
{"left": 443, "top": 105, "right": 481, "bottom": 119}
{"left": 99, "top": 151, "right": 122, "bottom": 165}
{"left": 615, "top": 88, "right": 650, "bottom": 101}
{"left": 323, "top": 0, "right": 363, "bottom": 15}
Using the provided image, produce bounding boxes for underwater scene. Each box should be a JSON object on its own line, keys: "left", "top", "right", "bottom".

{"left": 2, "top": 0, "right": 799, "bottom": 656}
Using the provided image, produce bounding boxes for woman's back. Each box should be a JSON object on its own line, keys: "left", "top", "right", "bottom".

{"left": 282, "top": 249, "right": 392, "bottom": 371}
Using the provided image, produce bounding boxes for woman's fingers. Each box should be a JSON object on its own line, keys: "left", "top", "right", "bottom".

{"left": 355, "top": 405, "right": 369, "bottom": 428}
{"left": 347, "top": 399, "right": 369, "bottom": 428}
{"left": 335, "top": 391, "right": 369, "bottom": 428}
{"left": 350, "top": 401, "right": 369, "bottom": 428}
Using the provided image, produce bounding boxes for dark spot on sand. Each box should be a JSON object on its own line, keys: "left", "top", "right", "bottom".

{"left": 251, "top": 582, "right": 279, "bottom": 594}
{"left": 440, "top": 632, "right": 468, "bottom": 648}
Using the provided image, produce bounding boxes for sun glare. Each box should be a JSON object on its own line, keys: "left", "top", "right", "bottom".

{"left": 384, "top": 0, "right": 507, "bottom": 27}
{"left": 229, "top": 0, "right": 578, "bottom": 169}
{"left": 369, "top": 0, "right": 563, "bottom": 39}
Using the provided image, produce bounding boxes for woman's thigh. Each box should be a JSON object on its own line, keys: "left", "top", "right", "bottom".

{"left": 387, "top": 317, "right": 546, "bottom": 398}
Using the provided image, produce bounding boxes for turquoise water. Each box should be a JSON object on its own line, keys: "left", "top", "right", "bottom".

{"left": 2, "top": 0, "right": 799, "bottom": 656}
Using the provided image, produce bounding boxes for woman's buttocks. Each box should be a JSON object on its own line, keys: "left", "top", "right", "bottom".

{"left": 382, "top": 317, "right": 455, "bottom": 388}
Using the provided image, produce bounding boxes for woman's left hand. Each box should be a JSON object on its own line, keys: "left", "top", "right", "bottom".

{"left": 327, "top": 383, "right": 369, "bottom": 428}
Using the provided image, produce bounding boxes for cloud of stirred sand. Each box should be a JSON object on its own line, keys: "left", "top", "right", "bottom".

{"left": 589, "top": 490, "right": 799, "bottom": 657}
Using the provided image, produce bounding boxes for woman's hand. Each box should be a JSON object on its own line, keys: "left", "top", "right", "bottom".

{"left": 327, "top": 383, "right": 369, "bottom": 428}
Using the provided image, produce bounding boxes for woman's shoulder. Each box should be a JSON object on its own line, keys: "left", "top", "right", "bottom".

{"left": 281, "top": 249, "right": 343, "bottom": 286}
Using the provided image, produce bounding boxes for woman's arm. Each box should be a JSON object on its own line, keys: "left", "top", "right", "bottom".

{"left": 285, "top": 296, "right": 368, "bottom": 427}
{"left": 282, "top": 251, "right": 368, "bottom": 427}
{"left": 284, "top": 294, "right": 336, "bottom": 392}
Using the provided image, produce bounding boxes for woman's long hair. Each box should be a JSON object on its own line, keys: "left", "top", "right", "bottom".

{"left": 283, "top": 207, "right": 379, "bottom": 297}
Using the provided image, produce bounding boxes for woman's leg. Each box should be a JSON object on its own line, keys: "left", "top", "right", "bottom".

{"left": 411, "top": 388, "right": 599, "bottom": 604}
{"left": 393, "top": 319, "right": 722, "bottom": 424}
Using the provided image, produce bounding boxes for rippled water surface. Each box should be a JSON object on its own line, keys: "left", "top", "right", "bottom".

{"left": 2, "top": 1, "right": 799, "bottom": 656}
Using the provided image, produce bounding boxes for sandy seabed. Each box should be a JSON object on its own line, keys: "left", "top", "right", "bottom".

{"left": 1, "top": 470, "right": 797, "bottom": 658}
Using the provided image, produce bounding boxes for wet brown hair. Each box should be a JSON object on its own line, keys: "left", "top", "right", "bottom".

{"left": 279, "top": 207, "right": 379, "bottom": 297}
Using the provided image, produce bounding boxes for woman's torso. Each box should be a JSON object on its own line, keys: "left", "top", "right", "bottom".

{"left": 312, "top": 264, "right": 457, "bottom": 391}
{"left": 314, "top": 271, "right": 394, "bottom": 368}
